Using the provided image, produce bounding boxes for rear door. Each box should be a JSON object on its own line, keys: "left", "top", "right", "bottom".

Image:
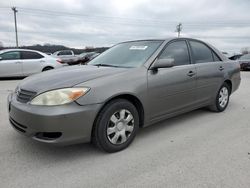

{"left": 20, "top": 51, "right": 45, "bottom": 76}
{"left": 147, "top": 40, "right": 197, "bottom": 121}
{"left": 0, "top": 51, "right": 22, "bottom": 77}
{"left": 188, "top": 40, "right": 224, "bottom": 104}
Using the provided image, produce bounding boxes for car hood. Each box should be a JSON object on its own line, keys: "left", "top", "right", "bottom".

{"left": 18, "top": 65, "right": 128, "bottom": 93}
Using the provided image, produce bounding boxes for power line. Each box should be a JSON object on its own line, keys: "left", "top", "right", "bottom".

{"left": 18, "top": 7, "right": 177, "bottom": 24}
{"left": 0, "top": 7, "right": 10, "bottom": 9}
{"left": 18, "top": 12, "right": 174, "bottom": 28}
{"left": 12, "top": 10, "right": 250, "bottom": 31}
{"left": 3, "top": 7, "right": 250, "bottom": 27}
{"left": 0, "top": 6, "right": 249, "bottom": 33}
{"left": 1, "top": 30, "right": 250, "bottom": 40}
{"left": 1, "top": 6, "right": 250, "bottom": 46}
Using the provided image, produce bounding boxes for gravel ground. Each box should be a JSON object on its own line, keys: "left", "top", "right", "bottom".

{"left": 0, "top": 73, "right": 249, "bottom": 188}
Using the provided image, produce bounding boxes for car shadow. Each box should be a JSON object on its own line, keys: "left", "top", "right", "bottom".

{"left": 0, "top": 77, "right": 25, "bottom": 81}
{"left": 10, "top": 108, "right": 213, "bottom": 164}
{"left": 137, "top": 108, "right": 208, "bottom": 138}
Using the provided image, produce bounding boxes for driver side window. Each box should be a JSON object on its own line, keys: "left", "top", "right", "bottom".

{"left": 0, "top": 51, "right": 21, "bottom": 60}
{"left": 159, "top": 41, "right": 190, "bottom": 66}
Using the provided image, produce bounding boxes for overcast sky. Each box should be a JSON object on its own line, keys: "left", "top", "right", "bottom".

{"left": 0, "top": 0, "right": 250, "bottom": 53}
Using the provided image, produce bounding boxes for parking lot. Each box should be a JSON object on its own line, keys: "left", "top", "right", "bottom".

{"left": 0, "top": 72, "right": 249, "bottom": 188}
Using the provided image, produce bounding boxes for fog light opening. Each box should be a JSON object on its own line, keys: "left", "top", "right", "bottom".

{"left": 35, "top": 132, "right": 62, "bottom": 140}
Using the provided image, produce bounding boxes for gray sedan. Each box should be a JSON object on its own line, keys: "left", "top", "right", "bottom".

{"left": 8, "top": 38, "right": 241, "bottom": 152}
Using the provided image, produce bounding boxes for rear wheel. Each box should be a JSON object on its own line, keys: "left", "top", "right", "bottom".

{"left": 92, "top": 99, "right": 139, "bottom": 153}
{"left": 42, "top": 67, "right": 53, "bottom": 71}
{"left": 209, "top": 83, "right": 230, "bottom": 112}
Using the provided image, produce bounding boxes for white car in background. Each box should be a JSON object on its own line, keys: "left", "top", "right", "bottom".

{"left": 0, "top": 49, "right": 63, "bottom": 77}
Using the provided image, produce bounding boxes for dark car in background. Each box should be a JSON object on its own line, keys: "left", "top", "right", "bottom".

{"left": 238, "top": 54, "right": 250, "bottom": 70}
{"left": 79, "top": 52, "right": 100, "bottom": 65}
{"left": 8, "top": 38, "right": 241, "bottom": 152}
{"left": 53, "top": 50, "right": 100, "bottom": 65}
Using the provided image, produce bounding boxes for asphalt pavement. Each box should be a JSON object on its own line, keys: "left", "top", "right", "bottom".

{"left": 0, "top": 73, "right": 250, "bottom": 188}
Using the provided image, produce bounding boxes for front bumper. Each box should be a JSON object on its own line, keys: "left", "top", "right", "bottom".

{"left": 8, "top": 93, "right": 102, "bottom": 145}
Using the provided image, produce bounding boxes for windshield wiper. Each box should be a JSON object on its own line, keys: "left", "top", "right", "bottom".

{"left": 92, "top": 64, "right": 121, "bottom": 68}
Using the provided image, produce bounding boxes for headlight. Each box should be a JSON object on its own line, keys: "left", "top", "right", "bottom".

{"left": 30, "top": 88, "right": 90, "bottom": 106}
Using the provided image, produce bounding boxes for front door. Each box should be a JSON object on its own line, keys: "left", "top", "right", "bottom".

{"left": 0, "top": 51, "right": 22, "bottom": 77}
{"left": 147, "top": 40, "right": 197, "bottom": 121}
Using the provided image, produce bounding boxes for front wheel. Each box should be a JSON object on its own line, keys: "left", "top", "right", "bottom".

{"left": 209, "top": 83, "right": 230, "bottom": 112}
{"left": 92, "top": 99, "right": 139, "bottom": 153}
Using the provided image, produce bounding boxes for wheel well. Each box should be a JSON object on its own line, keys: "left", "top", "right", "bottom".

{"left": 42, "top": 66, "right": 54, "bottom": 71}
{"left": 96, "top": 94, "right": 144, "bottom": 128}
{"left": 224, "top": 80, "right": 232, "bottom": 94}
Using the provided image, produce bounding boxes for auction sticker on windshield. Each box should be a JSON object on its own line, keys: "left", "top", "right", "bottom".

{"left": 129, "top": 46, "right": 148, "bottom": 50}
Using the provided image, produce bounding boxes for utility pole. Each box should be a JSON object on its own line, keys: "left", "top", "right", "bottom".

{"left": 11, "top": 7, "right": 19, "bottom": 47}
{"left": 176, "top": 23, "right": 182, "bottom": 38}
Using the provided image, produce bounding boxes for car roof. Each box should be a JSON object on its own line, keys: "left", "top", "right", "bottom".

{"left": 119, "top": 38, "right": 170, "bottom": 44}
{"left": 118, "top": 37, "right": 213, "bottom": 46}
{"left": 120, "top": 37, "right": 218, "bottom": 43}
{"left": 0, "top": 49, "right": 50, "bottom": 57}
{"left": 0, "top": 48, "right": 43, "bottom": 53}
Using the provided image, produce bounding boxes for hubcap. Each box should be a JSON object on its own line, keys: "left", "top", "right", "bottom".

{"left": 219, "top": 87, "right": 229, "bottom": 108}
{"left": 107, "top": 109, "right": 134, "bottom": 145}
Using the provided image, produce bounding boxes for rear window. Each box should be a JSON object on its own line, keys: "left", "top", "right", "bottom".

{"left": 58, "top": 50, "right": 73, "bottom": 56}
{"left": 21, "top": 51, "right": 44, "bottom": 59}
{"left": 190, "top": 41, "right": 214, "bottom": 64}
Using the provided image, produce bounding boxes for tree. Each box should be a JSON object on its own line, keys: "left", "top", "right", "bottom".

{"left": 0, "top": 41, "right": 3, "bottom": 50}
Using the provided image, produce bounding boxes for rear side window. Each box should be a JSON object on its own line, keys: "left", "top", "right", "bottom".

{"left": 159, "top": 40, "right": 190, "bottom": 66}
{"left": 190, "top": 41, "right": 213, "bottom": 63}
{"left": 0, "top": 51, "right": 21, "bottom": 60}
{"left": 21, "top": 51, "right": 44, "bottom": 59}
{"left": 58, "top": 50, "right": 72, "bottom": 56}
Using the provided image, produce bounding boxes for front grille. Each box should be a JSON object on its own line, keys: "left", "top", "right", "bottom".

{"left": 16, "top": 89, "right": 37, "bottom": 103}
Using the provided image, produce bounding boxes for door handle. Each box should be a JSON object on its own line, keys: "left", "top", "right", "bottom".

{"left": 219, "top": 66, "right": 224, "bottom": 71}
{"left": 187, "top": 71, "right": 196, "bottom": 77}
{"left": 15, "top": 61, "right": 21, "bottom": 64}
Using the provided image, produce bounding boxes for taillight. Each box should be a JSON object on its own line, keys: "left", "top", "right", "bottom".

{"left": 56, "top": 59, "right": 63, "bottom": 64}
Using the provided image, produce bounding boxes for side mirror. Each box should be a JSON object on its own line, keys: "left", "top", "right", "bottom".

{"left": 0, "top": 57, "right": 2, "bottom": 61}
{"left": 150, "top": 58, "right": 174, "bottom": 70}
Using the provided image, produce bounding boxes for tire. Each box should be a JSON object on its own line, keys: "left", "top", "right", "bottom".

{"left": 42, "top": 67, "right": 53, "bottom": 71}
{"left": 92, "top": 99, "right": 139, "bottom": 153}
{"left": 209, "top": 83, "right": 230, "bottom": 112}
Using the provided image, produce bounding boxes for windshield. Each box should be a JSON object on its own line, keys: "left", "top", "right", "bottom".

{"left": 240, "top": 54, "right": 250, "bottom": 60}
{"left": 89, "top": 40, "right": 163, "bottom": 68}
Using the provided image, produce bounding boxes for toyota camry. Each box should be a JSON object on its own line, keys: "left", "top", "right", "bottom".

{"left": 8, "top": 38, "right": 241, "bottom": 152}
